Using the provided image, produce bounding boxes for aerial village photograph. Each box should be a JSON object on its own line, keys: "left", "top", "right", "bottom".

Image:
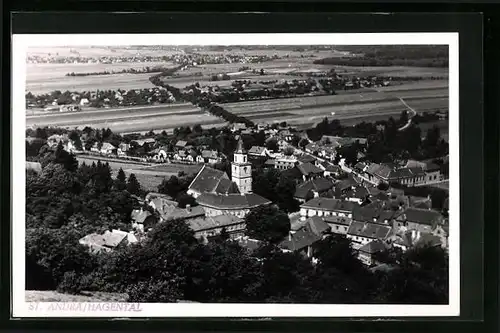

{"left": 22, "top": 40, "right": 451, "bottom": 308}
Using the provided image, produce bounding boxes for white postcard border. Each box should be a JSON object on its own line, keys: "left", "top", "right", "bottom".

{"left": 12, "top": 32, "right": 459, "bottom": 318}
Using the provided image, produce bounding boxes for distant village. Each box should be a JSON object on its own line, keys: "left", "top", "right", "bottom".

{"left": 26, "top": 118, "right": 449, "bottom": 268}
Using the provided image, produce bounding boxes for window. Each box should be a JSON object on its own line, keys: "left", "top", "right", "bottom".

{"left": 336, "top": 225, "right": 339, "bottom": 230}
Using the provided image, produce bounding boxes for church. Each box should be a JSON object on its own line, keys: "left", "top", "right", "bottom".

{"left": 187, "top": 138, "right": 271, "bottom": 218}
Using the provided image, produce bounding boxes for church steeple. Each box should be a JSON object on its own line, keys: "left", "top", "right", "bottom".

{"left": 232, "top": 137, "right": 252, "bottom": 194}
{"left": 235, "top": 137, "right": 247, "bottom": 154}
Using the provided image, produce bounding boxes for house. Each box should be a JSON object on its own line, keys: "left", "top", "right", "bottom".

{"left": 187, "top": 214, "right": 246, "bottom": 241}
{"left": 200, "top": 150, "right": 220, "bottom": 164}
{"left": 388, "top": 229, "right": 444, "bottom": 252}
{"left": 297, "top": 162, "right": 323, "bottom": 181}
{"left": 248, "top": 146, "right": 269, "bottom": 157}
{"left": 46, "top": 134, "right": 69, "bottom": 148}
{"left": 231, "top": 123, "right": 247, "bottom": 133}
{"left": 300, "top": 197, "right": 359, "bottom": 219}
{"left": 132, "top": 138, "right": 156, "bottom": 148}
{"left": 321, "top": 135, "right": 367, "bottom": 148}
{"left": 274, "top": 155, "right": 298, "bottom": 170}
{"left": 361, "top": 163, "right": 427, "bottom": 187}
{"left": 59, "top": 104, "right": 80, "bottom": 112}
{"left": 185, "top": 149, "right": 198, "bottom": 163}
{"left": 175, "top": 140, "right": 188, "bottom": 150}
{"left": 79, "top": 98, "right": 89, "bottom": 106}
{"left": 130, "top": 208, "right": 157, "bottom": 232}
{"left": 153, "top": 147, "right": 170, "bottom": 161}
{"left": 346, "top": 221, "right": 392, "bottom": 250}
{"left": 318, "top": 162, "right": 342, "bottom": 177}
{"left": 149, "top": 201, "right": 205, "bottom": 223}
{"left": 352, "top": 204, "right": 399, "bottom": 226}
{"left": 298, "top": 154, "right": 316, "bottom": 165}
{"left": 100, "top": 142, "right": 117, "bottom": 155}
{"left": 174, "top": 150, "right": 187, "bottom": 161}
{"left": 405, "top": 159, "right": 442, "bottom": 184}
{"left": 278, "top": 220, "right": 324, "bottom": 259}
{"left": 294, "top": 177, "right": 335, "bottom": 203}
{"left": 26, "top": 161, "right": 42, "bottom": 173}
{"left": 118, "top": 143, "right": 131, "bottom": 157}
{"left": 357, "top": 240, "right": 387, "bottom": 266}
{"left": 323, "top": 215, "right": 352, "bottom": 235}
{"left": 343, "top": 184, "right": 370, "bottom": 204}
{"left": 394, "top": 207, "right": 444, "bottom": 233}
{"left": 79, "top": 229, "right": 138, "bottom": 253}
{"left": 236, "top": 236, "right": 264, "bottom": 254}
{"left": 305, "top": 142, "right": 320, "bottom": 155}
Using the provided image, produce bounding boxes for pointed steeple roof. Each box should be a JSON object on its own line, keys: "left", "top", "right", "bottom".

{"left": 235, "top": 137, "right": 247, "bottom": 154}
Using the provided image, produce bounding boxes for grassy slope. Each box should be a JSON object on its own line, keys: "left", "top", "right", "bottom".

{"left": 25, "top": 290, "right": 129, "bottom": 302}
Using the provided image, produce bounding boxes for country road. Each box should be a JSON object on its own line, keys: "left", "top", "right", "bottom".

{"left": 397, "top": 97, "right": 418, "bottom": 131}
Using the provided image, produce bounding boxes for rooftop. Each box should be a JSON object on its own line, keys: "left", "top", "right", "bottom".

{"left": 196, "top": 192, "right": 271, "bottom": 210}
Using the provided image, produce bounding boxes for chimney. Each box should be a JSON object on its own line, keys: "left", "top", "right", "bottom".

{"left": 186, "top": 204, "right": 191, "bottom": 212}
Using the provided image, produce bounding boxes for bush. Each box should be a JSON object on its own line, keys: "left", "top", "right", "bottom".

{"left": 57, "top": 271, "right": 82, "bottom": 295}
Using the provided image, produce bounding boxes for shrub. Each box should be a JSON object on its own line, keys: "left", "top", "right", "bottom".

{"left": 57, "top": 271, "right": 82, "bottom": 295}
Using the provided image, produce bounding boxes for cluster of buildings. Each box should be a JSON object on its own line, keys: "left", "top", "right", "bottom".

{"left": 27, "top": 87, "right": 177, "bottom": 111}
{"left": 35, "top": 115, "right": 448, "bottom": 269}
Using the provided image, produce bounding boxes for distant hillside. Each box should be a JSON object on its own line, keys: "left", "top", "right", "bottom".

{"left": 25, "top": 290, "right": 129, "bottom": 302}
{"left": 314, "top": 45, "right": 449, "bottom": 68}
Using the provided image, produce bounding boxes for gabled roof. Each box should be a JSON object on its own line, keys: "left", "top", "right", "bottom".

{"left": 414, "top": 233, "right": 442, "bottom": 248}
{"left": 196, "top": 193, "right": 271, "bottom": 210}
{"left": 154, "top": 201, "right": 205, "bottom": 221}
{"left": 297, "top": 162, "right": 323, "bottom": 176}
{"left": 294, "top": 178, "right": 335, "bottom": 199}
{"left": 188, "top": 165, "right": 239, "bottom": 195}
{"left": 298, "top": 154, "right": 316, "bottom": 164}
{"left": 307, "top": 216, "right": 331, "bottom": 236}
{"left": 130, "top": 209, "right": 152, "bottom": 224}
{"left": 201, "top": 150, "right": 219, "bottom": 159}
{"left": 358, "top": 240, "right": 387, "bottom": 254}
{"left": 175, "top": 140, "right": 188, "bottom": 147}
{"left": 187, "top": 215, "right": 244, "bottom": 232}
{"left": 248, "top": 146, "right": 267, "bottom": 155}
{"left": 301, "top": 197, "right": 358, "bottom": 212}
{"left": 101, "top": 142, "right": 116, "bottom": 150}
{"left": 279, "top": 226, "right": 322, "bottom": 252}
{"left": 347, "top": 221, "right": 392, "bottom": 240}
{"left": 403, "top": 207, "right": 442, "bottom": 226}
{"left": 324, "top": 215, "right": 352, "bottom": 226}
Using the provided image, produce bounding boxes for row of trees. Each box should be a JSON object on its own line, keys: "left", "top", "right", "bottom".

{"left": 65, "top": 65, "right": 174, "bottom": 77}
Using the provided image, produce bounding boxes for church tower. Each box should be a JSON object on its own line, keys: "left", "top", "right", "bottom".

{"left": 232, "top": 138, "right": 252, "bottom": 194}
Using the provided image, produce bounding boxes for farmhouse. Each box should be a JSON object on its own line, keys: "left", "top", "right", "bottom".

{"left": 130, "top": 208, "right": 156, "bottom": 232}
{"left": 200, "top": 150, "right": 221, "bottom": 164}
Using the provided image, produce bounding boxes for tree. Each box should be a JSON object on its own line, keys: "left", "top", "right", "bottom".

{"left": 114, "top": 168, "right": 127, "bottom": 191}
{"left": 283, "top": 147, "right": 295, "bottom": 156}
{"left": 54, "top": 141, "right": 78, "bottom": 172}
{"left": 245, "top": 205, "right": 290, "bottom": 243}
{"left": 127, "top": 173, "right": 142, "bottom": 196}
{"left": 57, "top": 271, "right": 83, "bottom": 295}
{"left": 265, "top": 138, "right": 279, "bottom": 152}
{"left": 176, "top": 192, "right": 198, "bottom": 208}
